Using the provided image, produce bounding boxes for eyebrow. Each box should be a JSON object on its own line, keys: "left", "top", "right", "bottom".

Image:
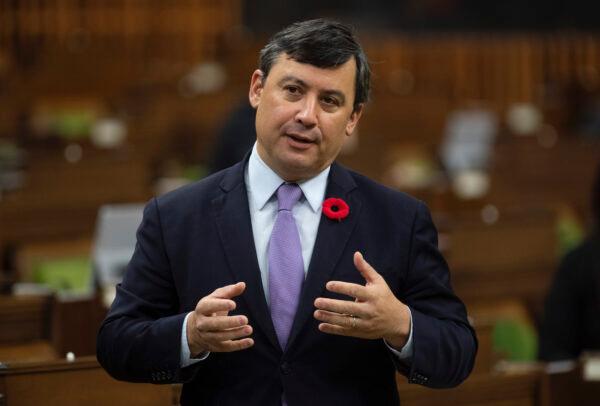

{"left": 277, "top": 75, "right": 347, "bottom": 105}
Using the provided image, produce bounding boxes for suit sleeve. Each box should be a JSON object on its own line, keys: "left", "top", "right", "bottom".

{"left": 96, "top": 198, "right": 201, "bottom": 384}
{"left": 393, "top": 201, "right": 477, "bottom": 388}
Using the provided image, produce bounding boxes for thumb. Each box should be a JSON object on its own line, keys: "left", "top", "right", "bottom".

{"left": 353, "top": 251, "right": 380, "bottom": 283}
{"left": 211, "top": 281, "right": 246, "bottom": 299}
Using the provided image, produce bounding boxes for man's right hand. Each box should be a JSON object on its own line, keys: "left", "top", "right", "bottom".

{"left": 186, "top": 282, "right": 254, "bottom": 357}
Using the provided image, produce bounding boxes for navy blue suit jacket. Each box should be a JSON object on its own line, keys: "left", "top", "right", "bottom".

{"left": 97, "top": 158, "right": 477, "bottom": 405}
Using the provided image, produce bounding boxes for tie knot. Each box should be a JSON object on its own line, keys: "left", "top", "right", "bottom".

{"left": 276, "top": 183, "right": 302, "bottom": 211}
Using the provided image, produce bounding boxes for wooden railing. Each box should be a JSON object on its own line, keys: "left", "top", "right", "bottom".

{"left": 364, "top": 33, "right": 600, "bottom": 105}
{"left": 0, "top": 356, "right": 173, "bottom": 406}
{"left": 0, "top": 0, "right": 241, "bottom": 60}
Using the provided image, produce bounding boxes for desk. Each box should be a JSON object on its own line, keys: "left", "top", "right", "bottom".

{"left": 539, "top": 361, "right": 600, "bottom": 406}
{"left": 396, "top": 371, "right": 540, "bottom": 406}
{"left": 0, "top": 356, "right": 173, "bottom": 406}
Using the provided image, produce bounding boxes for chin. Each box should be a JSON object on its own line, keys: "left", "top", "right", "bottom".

{"left": 278, "top": 151, "right": 312, "bottom": 167}
{"left": 276, "top": 159, "right": 319, "bottom": 181}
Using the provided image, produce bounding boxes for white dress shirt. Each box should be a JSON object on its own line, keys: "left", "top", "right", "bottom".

{"left": 181, "top": 143, "right": 413, "bottom": 367}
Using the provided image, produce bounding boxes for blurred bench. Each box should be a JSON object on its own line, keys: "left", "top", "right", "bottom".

{"left": 396, "top": 370, "right": 540, "bottom": 406}
{"left": 0, "top": 356, "right": 173, "bottom": 406}
{"left": 0, "top": 295, "right": 56, "bottom": 364}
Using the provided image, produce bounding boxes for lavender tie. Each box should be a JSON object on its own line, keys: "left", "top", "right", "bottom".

{"left": 269, "top": 183, "right": 305, "bottom": 351}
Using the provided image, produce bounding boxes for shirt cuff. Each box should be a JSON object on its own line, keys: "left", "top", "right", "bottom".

{"left": 181, "top": 312, "right": 209, "bottom": 368}
{"left": 384, "top": 307, "right": 414, "bottom": 362}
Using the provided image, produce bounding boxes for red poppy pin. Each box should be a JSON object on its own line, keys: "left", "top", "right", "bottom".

{"left": 322, "top": 197, "right": 349, "bottom": 221}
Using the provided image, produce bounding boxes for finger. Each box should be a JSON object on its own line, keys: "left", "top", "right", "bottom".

{"left": 210, "top": 282, "right": 246, "bottom": 299}
{"left": 203, "top": 325, "right": 253, "bottom": 342}
{"left": 325, "top": 280, "right": 370, "bottom": 301}
{"left": 197, "top": 297, "right": 237, "bottom": 315}
{"left": 217, "top": 338, "right": 255, "bottom": 352}
{"left": 314, "top": 298, "right": 369, "bottom": 318}
{"left": 198, "top": 315, "right": 248, "bottom": 331}
{"left": 318, "top": 323, "right": 358, "bottom": 337}
{"left": 314, "top": 309, "right": 362, "bottom": 328}
{"left": 354, "top": 251, "right": 381, "bottom": 283}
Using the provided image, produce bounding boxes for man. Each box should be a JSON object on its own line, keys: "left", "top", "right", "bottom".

{"left": 539, "top": 162, "right": 600, "bottom": 361}
{"left": 97, "top": 19, "right": 477, "bottom": 405}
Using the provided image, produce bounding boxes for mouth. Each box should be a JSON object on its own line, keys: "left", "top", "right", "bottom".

{"left": 285, "top": 133, "right": 316, "bottom": 144}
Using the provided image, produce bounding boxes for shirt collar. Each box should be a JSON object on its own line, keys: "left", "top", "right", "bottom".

{"left": 247, "top": 143, "right": 330, "bottom": 212}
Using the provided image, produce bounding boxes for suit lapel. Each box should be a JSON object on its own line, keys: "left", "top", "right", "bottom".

{"left": 286, "top": 163, "right": 362, "bottom": 351}
{"left": 212, "top": 161, "right": 280, "bottom": 352}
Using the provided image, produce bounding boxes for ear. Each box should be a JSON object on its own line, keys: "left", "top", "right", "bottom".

{"left": 345, "top": 104, "right": 364, "bottom": 136}
{"left": 249, "top": 70, "right": 264, "bottom": 108}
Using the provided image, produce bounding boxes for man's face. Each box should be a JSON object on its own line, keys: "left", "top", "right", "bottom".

{"left": 249, "top": 54, "right": 363, "bottom": 181}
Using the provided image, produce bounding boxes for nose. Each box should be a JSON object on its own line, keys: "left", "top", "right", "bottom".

{"left": 295, "top": 97, "right": 318, "bottom": 127}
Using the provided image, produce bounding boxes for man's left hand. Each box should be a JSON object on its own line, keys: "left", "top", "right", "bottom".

{"left": 313, "top": 251, "right": 411, "bottom": 350}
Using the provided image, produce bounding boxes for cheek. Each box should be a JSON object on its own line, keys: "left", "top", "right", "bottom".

{"left": 322, "top": 120, "right": 350, "bottom": 145}
{"left": 261, "top": 104, "right": 292, "bottom": 130}
{"left": 257, "top": 105, "right": 282, "bottom": 133}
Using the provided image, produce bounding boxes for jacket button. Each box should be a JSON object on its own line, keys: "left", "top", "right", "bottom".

{"left": 280, "top": 362, "right": 291, "bottom": 375}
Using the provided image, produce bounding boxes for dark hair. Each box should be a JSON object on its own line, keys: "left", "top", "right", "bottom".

{"left": 258, "top": 19, "right": 370, "bottom": 112}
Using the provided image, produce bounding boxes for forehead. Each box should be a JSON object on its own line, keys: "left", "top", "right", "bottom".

{"left": 267, "top": 54, "right": 356, "bottom": 95}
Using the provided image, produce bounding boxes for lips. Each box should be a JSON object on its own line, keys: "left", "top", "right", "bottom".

{"left": 286, "top": 131, "right": 318, "bottom": 143}
{"left": 284, "top": 133, "right": 317, "bottom": 151}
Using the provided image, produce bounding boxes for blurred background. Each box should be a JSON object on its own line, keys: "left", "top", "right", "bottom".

{"left": 1, "top": 1, "right": 599, "bottom": 405}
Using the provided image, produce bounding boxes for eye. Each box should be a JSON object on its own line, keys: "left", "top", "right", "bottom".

{"left": 321, "top": 96, "right": 339, "bottom": 106}
{"left": 321, "top": 96, "right": 341, "bottom": 110}
{"left": 284, "top": 85, "right": 301, "bottom": 95}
